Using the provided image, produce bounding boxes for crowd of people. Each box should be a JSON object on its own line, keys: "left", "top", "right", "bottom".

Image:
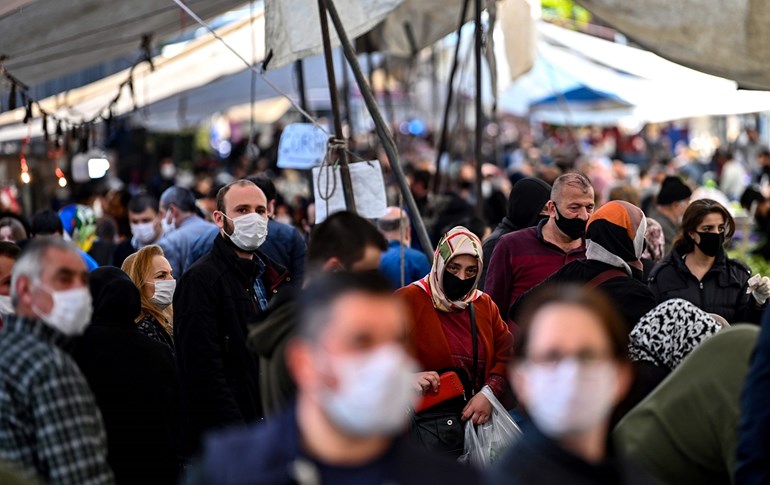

{"left": 1, "top": 121, "right": 770, "bottom": 485}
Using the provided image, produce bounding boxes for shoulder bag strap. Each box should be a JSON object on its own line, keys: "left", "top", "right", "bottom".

{"left": 585, "top": 268, "right": 629, "bottom": 290}
{"left": 469, "top": 302, "right": 479, "bottom": 396}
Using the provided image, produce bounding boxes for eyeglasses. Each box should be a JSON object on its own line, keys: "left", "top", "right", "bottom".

{"left": 522, "top": 350, "right": 614, "bottom": 368}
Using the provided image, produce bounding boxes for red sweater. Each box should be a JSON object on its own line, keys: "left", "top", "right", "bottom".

{"left": 397, "top": 285, "right": 512, "bottom": 396}
{"left": 484, "top": 221, "right": 586, "bottom": 324}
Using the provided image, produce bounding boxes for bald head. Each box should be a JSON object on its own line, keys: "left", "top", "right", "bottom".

{"left": 377, "top": 207, "right": 410, "bottom": 243}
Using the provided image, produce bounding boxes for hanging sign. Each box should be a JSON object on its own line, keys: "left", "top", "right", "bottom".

{"left": 277, "top": 123, "right": 328, "bottom": 169}
{"left": 313, "top": 160, "right": 388, "bottom": 223}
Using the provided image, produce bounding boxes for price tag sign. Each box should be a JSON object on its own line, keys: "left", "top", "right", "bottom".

{"left": 277, "top": 123, "right": 328, "bottom": 169}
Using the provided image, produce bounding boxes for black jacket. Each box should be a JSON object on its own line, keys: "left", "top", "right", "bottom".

{"left": 72, "top": 267, "right": 181, "bottom": 484}
{"left": 191, "top": 405, "right": 481, "bottom": 485}
{"left": 479, "top": 218, "right": 517, "bottom": 291}
{"left": 511, "top": 260, "right": 657, "bottom": 332}
{"left": 648, "top": 247, "right": 762, "bottom": 323}
{"left": 487, "top": 423, "right": 651, "bottom": 485}
{"left": 174, "top": 235, "right": 291, "bottom": 452}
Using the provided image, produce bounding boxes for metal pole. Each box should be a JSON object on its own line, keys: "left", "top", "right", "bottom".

{"left": 473, "top": 0, "right": 484, "bottom": 219}
{"left": 340, "top": 48, "right": 354, "bottom": 140}
{"left": 294, "top": 60, "right": 309, "bottom": 113}
{"left": 317, "top": 0, "right": 357, "bottom": 213}
{"left": 321, "top": 0, "right": 434, "bottom": 257}
{"left": 433, "top": 0, "right": 471, "bottom": 195}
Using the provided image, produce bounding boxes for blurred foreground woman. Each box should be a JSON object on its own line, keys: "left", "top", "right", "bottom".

{"left": 488, "top": 285, "right": 648, "bottom": 485}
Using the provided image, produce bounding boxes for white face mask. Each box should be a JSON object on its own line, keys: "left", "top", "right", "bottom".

{"left": 223, "top": 212, "right": 268, "bottom": 252}
{"left": 148, "top": 279, "right": 176, "bottom": 309}
{"left": 161, "top": 211, "right": 176, "bottom": 235}
{"left": 320, "top": 343, "right": 418, "bottom": 437}
{"left": 522, "top": 358, "right": 618, "bottom": 437}
{"left": 33, "top": 284, "right": 93, "bottom": 336}
{"left": 131, "top": 222, "right": 157, "bottom": 245}
{"left": 0, "top": 294, "right": 12, "bottom": 315}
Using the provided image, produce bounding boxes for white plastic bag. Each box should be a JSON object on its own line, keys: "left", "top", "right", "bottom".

{"left": 459, "top": 386, "right": 523, "bottom": 467}
{"left": 478, "top": 386, "right": 522, "bottom": 464}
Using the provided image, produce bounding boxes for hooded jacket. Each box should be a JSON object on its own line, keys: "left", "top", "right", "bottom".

{"left": 71, "top": 267, "right": 181, "bottom": 484}
{"left": 174, "top": 234, "right": 291, "bottom": 452}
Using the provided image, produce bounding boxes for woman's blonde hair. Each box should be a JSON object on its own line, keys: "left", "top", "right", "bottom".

{"left": 122, "top": 245, "right": 173, "bottom": 335}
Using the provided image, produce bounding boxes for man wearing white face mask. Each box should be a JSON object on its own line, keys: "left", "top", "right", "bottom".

{"left": 0, "top": 237, "right": 114, "bottom": 484}
{"left": 191, "top": 271, "right": 480, "bottom": 485}
{"left": 488, "top": 285, "right": 647, "bottom": 485}
{"left": 174, "top": 179, "right": 291, "bottom": 454}
{"left": 113, "top": 193, "right": 164, "bottom": 268}
{"left": 0, "top": 241, "right": 20, "bottom": 328}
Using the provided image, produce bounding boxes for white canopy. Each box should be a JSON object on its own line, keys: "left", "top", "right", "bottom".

{"left": 499, "top": 21, "right": 770, "bottom": 126}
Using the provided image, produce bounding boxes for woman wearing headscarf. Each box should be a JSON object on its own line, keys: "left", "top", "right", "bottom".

{"left": 511, "top": 200, "right": 656, "bottom": 332}
{"left": 649, "top": 198, "right": 769, "bottom": 323}
{"left": 397, "top": 226, "right": 512, "bottom": 456}
{"left": 613, "top": 298, "right": 724, "bottom": 423}
{"left": 71, "top": 267, "right": 181, "bottom": 484}
{"left": 640, "top": 218, "right": 665, "bottom": 280}
{"left": 479, "top": 177, "right": 551, "bottom": 290}
{"left": 122, "top": 245, "right": 175, "bottom": 354}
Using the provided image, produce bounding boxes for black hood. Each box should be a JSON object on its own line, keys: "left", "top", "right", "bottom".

{"left": 89, "top": 267, "right": 141, "bottom": 326}
{"left": 508, "top": 177, "right": 551, "bottom": 229}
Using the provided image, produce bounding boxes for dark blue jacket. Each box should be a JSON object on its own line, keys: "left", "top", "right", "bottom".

{"left": 192, "top": 405, "right": 480, "bottom": 485}
{"left": 736, "top": 307, "right": 770, "bottom": 484}
{"left": 260, "top": 220, "right": 306, "bottom": 284}
{"left": 379, "top": 240, "right": 432, "bottom": 290}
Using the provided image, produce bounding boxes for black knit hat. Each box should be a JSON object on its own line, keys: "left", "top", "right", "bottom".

{"left": 657, "top": 176, "right": 692, "bottom": 205}
{"left": 508, "top": 177, "right": 552, "bottom": 229}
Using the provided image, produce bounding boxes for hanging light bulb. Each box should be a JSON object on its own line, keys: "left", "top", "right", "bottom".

{"left": 58, "top": 177, "right": 67, "bottom": 188}
{"left": 20, "top": 172, "right": 31, "bottom": 184}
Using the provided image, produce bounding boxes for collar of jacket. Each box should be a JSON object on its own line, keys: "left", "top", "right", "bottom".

{"left": 496, "top": 217, "right": 518, "bottom": 234}
{"left": 2, "top": 314, "right": 69, "bottom": 347}
{"left": 671, "top": 246, "right": 735, "bottom": 287}
{"left": 212, "top": 234, "right": 291, "bottom": 292}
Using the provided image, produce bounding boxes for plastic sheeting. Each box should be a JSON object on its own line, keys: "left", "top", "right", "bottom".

{"left": 575, "top": 0, "right": 770, "bottom": 90}
{"left": 0, "top": 0, "right": 246, "bottom": 86}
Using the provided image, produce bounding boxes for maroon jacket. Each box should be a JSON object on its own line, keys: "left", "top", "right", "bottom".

{"left": 485, "top": 220, "right": 585, "bottom": 325}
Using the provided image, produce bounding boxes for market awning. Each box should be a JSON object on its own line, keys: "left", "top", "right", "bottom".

{"left": 0, "top": 0, "right": 247, "bottom": 86}
{"left": 575, "top": 0, "right": 770, "bottom": 91}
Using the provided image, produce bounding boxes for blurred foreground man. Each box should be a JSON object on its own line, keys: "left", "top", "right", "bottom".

{"left": 191, "top": 272, "right": 480, "bottom": 485}
{"left": 0, "top": 238, "right": 113, "bottom": 484}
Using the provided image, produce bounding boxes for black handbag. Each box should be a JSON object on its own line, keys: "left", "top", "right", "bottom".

{"left": 409, "top": 303, "right": 479, "bottom": 457}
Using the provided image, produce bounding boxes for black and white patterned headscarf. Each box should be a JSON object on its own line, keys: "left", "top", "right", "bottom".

{"left": 629, "top": 299, "right": 723, "bottom": 370}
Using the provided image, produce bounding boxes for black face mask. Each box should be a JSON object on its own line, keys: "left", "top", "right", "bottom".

{"left": 553, "top": 204, "right": 587, "bottom": 241}
{"left": 695, "top": 232, "right": 724, "bottom": 257}
{"left": 442, "top": 271, "right": 476, "bottom": 301}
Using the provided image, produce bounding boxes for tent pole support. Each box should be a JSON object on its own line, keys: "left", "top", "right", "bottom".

{"left": 317, "top": 0, "right": 357, "bottom": 213}
{"left": 320, "top": 0, "right": 434, "bottom": 257}
{"left": 432, "top": 0, "right": 471, "bottom": 195}
{"left": 473, "top": 0, "right": 484, "bottom": 220}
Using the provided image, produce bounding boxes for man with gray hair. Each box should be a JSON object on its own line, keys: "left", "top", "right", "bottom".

{"left": 377, "top": 207, "right": 431, "bottom": 289}
{"left": 486, "top": 172, "right": 594, "bottom": 327}
{"left": 158, "top": 186, "right": 218, "bottom": 278}
{"left": 0, "top": 237, "right": 113, "bottom": 484}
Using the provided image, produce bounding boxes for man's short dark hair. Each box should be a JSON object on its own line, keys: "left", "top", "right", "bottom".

{"left": 412, "top": 170, "right": 432, "bottom": 189}
{"left": 31, "top": 210, "right": 63, "bottom": 237}
{"left": 247, "top": 175, "right": 277, "bottom": 202}
{"left": 0, "top": 241, "right": 21, "bottom": 260}
{"left": 297, "top": 270, "right": 394, "bottom": 343}
{"left": 216, "top": 180, "right": 259, "bottom": 214}
{"left": 307, "top": 211, "right": 388, "bottom": 272}
{"left": 127, "top": 193, "right": 159, "bottom": 215}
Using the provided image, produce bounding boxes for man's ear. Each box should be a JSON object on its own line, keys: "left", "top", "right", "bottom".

{"left": 213, "top": 210, "right": 225, "bottom": 230}
{"left": 268, "top": 200, "right": 276, "bottom": 218}
{"left": 15, "top": 275, "right": 32, "bottom": 308}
